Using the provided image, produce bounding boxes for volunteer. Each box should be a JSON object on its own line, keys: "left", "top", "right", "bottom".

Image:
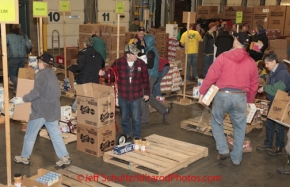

{"left": 257, "top": 52, "right": 290, "bottom": 156}
{"left": 199, "top": 32, "right": 258, "bottom": 166}
{"left": 13, "top": 53, "right": 71, "bottom": 167}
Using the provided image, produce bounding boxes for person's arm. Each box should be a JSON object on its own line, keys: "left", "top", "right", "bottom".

{"left": 203, "top": 33, "right": 208, "bottom": 54}
{"left": 23, "top": 74, "right": 46, "bottom": 102}
{"left": 260, "top": 36, "right": 268, "bottom": 53}
{"left": 179, "top": 33, "right": 185, "bottom": 46}
{"left": 248, "top": 62, "right": 259, "bottom": 103}
{"left": 25, "top": 35, "right": 32, "bottom": 51}
{"left": 141, "top": 63, "right": 150, "bottom": 97}
{"left": 146, "top": 51, "right": 155, "bottom": 69}
{"left": 264, "top": 81, "right": 286, "bottom": 96}
{"left": 68, "top": 52, "right": 85, "bottom": 73}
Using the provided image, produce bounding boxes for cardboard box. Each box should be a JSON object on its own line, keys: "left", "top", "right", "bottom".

{"left": 13, "top": 67, "right": 35, "bottom": 121}
{"left": 113, "top": 142, "right": 134, "bottom": 155}
{"left": 274, "top": 49, "right": 288, "bottom": 59}
{"left": 246, "top": 103, "right": 257, "bottom": 123}
{"left": 166, "top": 24, "right": 178, "bottom": 39}
{"left": 268, "top": 6, "right": 287, "bottom": 35}
{"left": 223, "top": 6, "right": 244, "bottom": 21}
{"left": 76, "top": 83, "right": 115, "bottom": 127}
{"left": 197, "top": 6, "right": 218, "bottom": 20}
{"left": 61, "top": 106, "right": 72, "bottom": 120}
{"left": 253, "top": 6, "right": 269, "bottom": 29}
{"left": 243, "top": 7, "right": 254, "bottom": 28}
{"left": 22, "top": 168, "right": 62, "bottom": 187}
{"left": 268, "top": 90, "right": 290, "bottom": 124}
{"left": 77, "top": 123, "right": 116, "bottom": 157}
{"left": 202, "top": 85, "right": 219, "bottom": 106}
{"left": 61, "top": 47, "right": 79, "bottom": 61}
{"left": 79, "top": 24, "right": 100, "bottom": 34}
{"left": 284, "top": 6, "right": 290, "bottom": 36}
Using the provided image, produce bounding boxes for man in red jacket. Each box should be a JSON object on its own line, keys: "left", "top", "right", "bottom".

{"left": 199, "top": 32, "right": 259, "bottom": 166}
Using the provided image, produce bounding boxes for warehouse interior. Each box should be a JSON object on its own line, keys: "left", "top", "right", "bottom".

{"left": 1, "top": 0, "right": 290, "bottom": 186}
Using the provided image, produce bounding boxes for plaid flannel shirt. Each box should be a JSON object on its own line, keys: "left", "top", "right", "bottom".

{"left": 111, "top": 56, "right": 150, "bottom": 101}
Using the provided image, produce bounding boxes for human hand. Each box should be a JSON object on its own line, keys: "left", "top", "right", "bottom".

{"left": 134, "top": 38, "right": 138, "bottom": 44}
{"left": 258, "top": 87, "right": 264, "bottom": 93}
{"left": 99, "top": 70, "right": 105, "bottom": 76}
{"left": 198, "top": 95, "right": 205, "bottom": 106}
{"left": 143, "top": 95, "right": 149, "bottom": 101}
{"left": 11, "top": 97, "right": 24, "bottom": 105}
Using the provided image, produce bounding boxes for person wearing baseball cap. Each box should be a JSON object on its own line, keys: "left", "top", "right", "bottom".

{"left": 99, "top": 44, "right": 150, "bottom": 140}
{"left": 13, "top": 52, "right": 71, "bottom": 168}
{"left": 129, "top": 17, "right": 140, "bottom": 32}
{"left": 199, "top": 31, "right": 258, "bottom": 166}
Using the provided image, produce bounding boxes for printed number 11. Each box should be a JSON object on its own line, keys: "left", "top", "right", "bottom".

{"left": 102, "top": 13, "right": 110, "bottom": 21}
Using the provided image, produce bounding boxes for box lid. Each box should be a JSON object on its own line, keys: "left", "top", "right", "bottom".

{"left": 18, "top": 67, "right": 35, "bottom": 80}
{"left": 274, "top": 89, "right": 290, "bottom": 101}
{"left": 76, "top": 83, "right": 114, "bottom": 98}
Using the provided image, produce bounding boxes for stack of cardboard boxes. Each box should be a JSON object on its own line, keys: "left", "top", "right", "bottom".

{"left": 268, "top": 6, "right": 287, "bottom": 36}
{"left": 197, "top": 6, "right": 218, "bottom": 19}
{"left": 76, "top": 83, "right": 116, "bottom": 157}
{"left": 155, "top": 33, "right": 169, "bottom": 58}
{"left": 223, "top": 6, "right": 245, "bottom": 24}
{"left": 269, "top": 38, "right": 290, "bottom": 61}
{"left": 243, "top": 7, "right": 254, "bottom": 29}
{"left": 79, "top": 24, "right": 101, "bottom": 51}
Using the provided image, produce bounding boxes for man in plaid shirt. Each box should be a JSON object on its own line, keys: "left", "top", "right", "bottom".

{"left": 100, "top": 44, "right": 150, "bottom": 139}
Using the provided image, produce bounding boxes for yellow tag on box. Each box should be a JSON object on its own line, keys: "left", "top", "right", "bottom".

{"left": 0, "top": 0, "right": 18, "bottom": 23}
{"left": 59, "top": 1, "right": 71, "bottom": 12}
{"left": 33, "top": 1, "right": 48, "bottom": 17}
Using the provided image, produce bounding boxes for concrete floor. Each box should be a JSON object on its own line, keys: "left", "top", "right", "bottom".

{"left": 0, "top": 91, "right": 290, "bottom": 187}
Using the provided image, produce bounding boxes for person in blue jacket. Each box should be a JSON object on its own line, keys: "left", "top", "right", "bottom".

{"left": 257, "top": 52, "right": 290, "bottom": 156}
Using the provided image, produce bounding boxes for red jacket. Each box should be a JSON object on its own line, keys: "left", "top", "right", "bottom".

{"left": 200, "top": 48, "right": 258, "bottom": 103}
{"left": 158, "top": 57, "right": 169, "bottom": 72}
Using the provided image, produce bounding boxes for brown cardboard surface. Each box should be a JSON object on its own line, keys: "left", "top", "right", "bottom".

{"left": 284, "top": 6, "right": 290, "bottom": 34}
{"left": 22, "top": 168, "right": 62, "bottom": 187}
{"left": 253, "top": 6, "right": 269, "bottom": 29}
{"left": 274, "top": 48, "right": 288, "bottom": 59}
{"left": 182, "top": 12, "right": 196, "bottom": 23}
{"left": 79, "top": 24, "right": 100, "bottom": 34}
{"left": 268, "top": 6, "right": 287, "bottom": 35}
{"left": 77, "top": 123, "right": 116, "bottom": 157}
{"left": 197, "top": 6, "right": 218, "bottom": 19}
{"left": 13, "top": 68, "right": 35, "bottom": 121}
{"left": 61, "top": 47, "right": 79, "bottom": 61}
{"left": 268, "top": 90, "right": 290, "bottom": 124}
{"left": 76, "top": 83, "right": 115, "bottom": 127}
{"left": 223, "top": 6, "right": 244, "bottom": 20}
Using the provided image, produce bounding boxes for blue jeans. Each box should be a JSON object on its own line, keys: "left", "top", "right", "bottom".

{"left": 264, "top": 102, "right": 285, "bottom": 148}
{"left": 211, "top": 91, "right": 247, "bottom": 164}
{"left": 203, "top": 55, "right": 214, "bottom": 78}
{"left": 187, "top": 54, "right": 198, "bottom": 80}
{"left": 8, "top": 57, "right": 27, "bottom": 91}
{"left": 118, "top": 96, "right": 142, "bottom": 138}
{"left": 152, "top": 65, "right": 170, "bottom": 97}
{"left": 21, "top": 118, "right": 69, "bottom": 158}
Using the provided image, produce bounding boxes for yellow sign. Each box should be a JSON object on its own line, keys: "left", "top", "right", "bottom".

{"left": 33, "top": 1, "right": 48, "bottom": 17}
{"left": 59, "top": 1, "right": 71, "bottom": 12}
{"left": 236, "top": 11, "right": 243, "bottom": 24}
{"left": 115, "top": 2, "right": 124, "bottom": 14}
{"left": 0, "top": 0, "right": 19, "bottom": 24}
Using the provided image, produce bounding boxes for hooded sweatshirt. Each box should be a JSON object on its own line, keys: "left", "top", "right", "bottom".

{"left": 68, "top": 46, "right": 105, "bottom": 84}
{"left": 264, "top": 62, "right": 290, "bottom": 101}
{"left": 200, "top": 48, "right": 259, "bottom": 103}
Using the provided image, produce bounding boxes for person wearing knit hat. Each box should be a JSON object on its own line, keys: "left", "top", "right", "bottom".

{"left": 202, "top": 22, "right": 217, "bottom": 77}
{"left": 13, "top": 52, "right": 71, "bottom": 168}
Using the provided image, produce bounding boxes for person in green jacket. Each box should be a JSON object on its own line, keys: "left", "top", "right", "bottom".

{"left": 92, "top": 34, "right": 106, "bottom": 61}
{"left": 129, "top": 18, "right": 140, "bottom": 32}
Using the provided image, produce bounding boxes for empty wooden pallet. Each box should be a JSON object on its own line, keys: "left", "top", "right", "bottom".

{"left": 103, "top": 134, "right": 208, "bottom": 179}
{"left": 39, "top": 129, "right": 77, "bottom": 144}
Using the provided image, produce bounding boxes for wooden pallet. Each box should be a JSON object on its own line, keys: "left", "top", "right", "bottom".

{"left": 58, "top": 165, "right": 125, "bottom": 187}
{"left": 103, "top": 134, "right": 208, "bottom": 179}
{"left": 181, "top": 117, "right": 263, "bottom": 136}
{"left": 39, "top": 129, "right": 77, "bottom": 144}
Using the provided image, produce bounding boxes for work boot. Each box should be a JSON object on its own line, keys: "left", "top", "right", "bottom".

{"left": 256, "top": 144, "right": 272, "bottom": 151}
{"left": 268, "top": 147, "right": 283, "bottom": 156}
{"left": 277, "top": 154, "right": 290, "bottom": 175}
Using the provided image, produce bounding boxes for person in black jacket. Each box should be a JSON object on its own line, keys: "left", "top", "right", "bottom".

{"left": 249, "top": 24, "right": 268, "bottom": 61}
{"left": 215, "top": 26, "right": 233, "bottom": 57}
{"left": 203, "top": 22, "right": 217, "bottom": 77}
{"left": 69, "top": 37, "right": 105, "bottom": 111}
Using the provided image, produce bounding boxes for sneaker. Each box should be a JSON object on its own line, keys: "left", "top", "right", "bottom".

{"left": 277, "top": 165, "right": 290, "bottom": 174}
{"left": 55, "top": 155, "right": 71, "bottom": 167}
{"left": 268, "top": 147, "right": 282, "bottom": 156}
{"left": 14, "top": 156, "right": 30, "bottom": 165}
{"left": 163, "top": 108, "right": 170, "bottom": 120}
{"left": 232, "top": 161, "right": 241, "bottom": 166}
{"left": 217, "top": 153, "right": 230, "bottom": 161}
{"left": 256, "top": 144, "right": 272, "bottom": 151}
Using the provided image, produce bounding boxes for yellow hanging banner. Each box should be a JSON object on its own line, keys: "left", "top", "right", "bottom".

{"left": 0, "top": 0, "right": 19, "bottom": 24}
{"left": 59, "top": 1, "right": 71, "bottom": 12}
{"left": 33, "top": 1, "right": 48, "bottom": 17}
{"left": 115, "top": 2, "right": 124, "bottom": 14}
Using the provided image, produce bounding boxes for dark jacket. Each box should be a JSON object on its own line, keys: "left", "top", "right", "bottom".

{"left": 134, "top": 34, "right": 146, "bottom": 56}
{"left": 264, "top": 63, "right": 290, "bottom": 101}
{"left": 215, "top": 31, "right": 233, "bottom": 57}
{"left": 23, "top": 68, "right": 61, "bottom": 122}
{"left": 144, "top": 35, "right": 159, "bottom": 78}
{"left": 68, "top": 47, "right": 105, "bottom": 84}
{"left": 203, "top": 31, "right": 216, "bottom": 55}
{"left": 249, "top": 31, "right": 268, "bottom": 61}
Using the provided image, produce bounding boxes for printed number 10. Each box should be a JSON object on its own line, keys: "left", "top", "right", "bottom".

{"left": 102, "top": 13, "right": 110, "bottom": 21}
